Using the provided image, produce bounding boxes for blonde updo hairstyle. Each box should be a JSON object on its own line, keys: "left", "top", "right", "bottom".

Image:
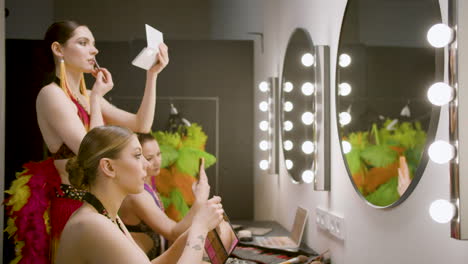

{"left": 66, "top": 125, "right": 135, "bottom": 189}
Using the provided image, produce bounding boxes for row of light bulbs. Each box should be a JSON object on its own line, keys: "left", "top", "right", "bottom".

{"left": 257, "top": 51, "right": 318, "bottom": 183}
{"left": 425, "top": 23, "right": 457, "bottom": 224}
{"left": 258, "top": 80, "right": 272, "bottom": 171}
{"left": 281, "top": 64, "right": 318, "bottom": 183}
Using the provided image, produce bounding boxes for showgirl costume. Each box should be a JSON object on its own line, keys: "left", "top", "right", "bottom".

{"left": 5, "top": 77, "right": 90, "bottom": 264}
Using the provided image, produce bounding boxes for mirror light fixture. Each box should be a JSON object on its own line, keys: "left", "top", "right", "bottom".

{"left": 258, "top": 81, "right": 269, "bottom": 92}
{"left": 259, "top": 140, "right": 269, "bottom": 151}
{"left": 338, "top": 53, "right": 352, "bottom": 67}
{"left": 301, "top": 53, "right": 315, "bottom": 67}
{"left": 342, "top": 140, "right": 352, "bottom": 154}
{"left": 259, "top": 101, "right": 269, "bottom": 112}
{"left": 284, "top": 81, "right": 294, "bottom": 92}
{"left": 259, "top": 159, "right": 269, "bottom": 170}
{"left": 426, "top": 0, "right": 468, "bottom": 239}
{"left": 301, "top": 141, "right": 315, "bottom": 154}
{"left": 427, "top": 23, "right": 455, "bottom": 48}
{"left": 339, "top": 112, "right": 352, "bottom": 126}
{"left": 259, "top": 120, "right": 269, "bottom": 131}
{"left": 430, "top": 199, "right": 457, "bottom": 224}
{"left": 257, "top": 77, "right": 278, "bottom": 173}
{"left": 428, "top": 140, "right": 456, "bottom": 164}
{"left": 301, "top": 82, "right": 315, "bottom": 96}
{"left": 427, "top": 82, "right": 455, "bottom": 106}
{"left": 284, "top": 121, "right": 293, "bottom": 131}
{"left": 302, "top": 170, "right": 315, "bottom": 183}
{"left": 284, "top": 101, "right": 294, "bottom": 112}
{"left": 338, "top": 82, "right": 352, "bottom": 96}
{"left": 284, "top": 140, "right": 293, "bottom": 151}
{"left": 301, "top": 112, "right": 315, "bottom": 125}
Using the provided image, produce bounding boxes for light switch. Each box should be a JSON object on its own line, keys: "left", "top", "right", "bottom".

{"left": 315, "top": 207, "right": 329, "bottom": 230}
{"left": 328, "top": 212, "right": 345, "bottom": 240}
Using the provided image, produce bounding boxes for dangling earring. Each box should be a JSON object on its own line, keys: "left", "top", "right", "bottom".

{"left": 80, "top": 73, "right": 90, "bottom": 104}
{"left": 59, "top": 58, "right": 72, "bottom": 100}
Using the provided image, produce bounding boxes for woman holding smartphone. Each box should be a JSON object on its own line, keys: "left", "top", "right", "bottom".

{"left": 55, "top": 125, "right": 224, "bottom": 264}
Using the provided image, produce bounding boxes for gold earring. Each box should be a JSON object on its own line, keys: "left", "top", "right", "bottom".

{"left": 59, "top": 58, "right": 70, "bottom": 98}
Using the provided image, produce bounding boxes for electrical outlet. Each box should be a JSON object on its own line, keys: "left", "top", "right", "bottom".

{"left": 315, "top": 207, "right": 329, "bottom": 230}
{"left": 328, "top": 212, "right": 345, "bottom": 240}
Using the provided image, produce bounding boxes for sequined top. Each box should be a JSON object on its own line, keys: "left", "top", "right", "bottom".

{"left": 56, "top": 184, "right": 87, "bottom": 201}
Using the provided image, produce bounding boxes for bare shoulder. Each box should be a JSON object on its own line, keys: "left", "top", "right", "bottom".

{"left": 127, "top": 189, "right": 155, "bottom": 206}
{"left": 60, "top": 208, "right": 150, "bottom": 264}
{"left": 36, "top": 83, "right": 69, "bottom": 106}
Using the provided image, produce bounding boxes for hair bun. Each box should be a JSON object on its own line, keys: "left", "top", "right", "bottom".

{"left": 66, "top": 156, "right": 87, "bottom": 189}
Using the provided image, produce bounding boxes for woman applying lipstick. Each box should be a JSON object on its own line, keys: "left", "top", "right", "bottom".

{"left": 4, "top": 20, "right": 169, "bottom": 264}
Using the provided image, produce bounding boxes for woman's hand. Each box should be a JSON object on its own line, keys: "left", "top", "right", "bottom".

{"left": 193, "top": 196, "right": 224, "bottom": 233}
{"left": 91, "top": 68, "right": 114, "bottom": 97}
{"left": 193, "top": 158, "right": 211, "bottom": 203}
{"left": 148, "top": 43, "right": 169, "bottom": 76}
{"left": 397, "top": 156, "right": 411, "bottom": 196}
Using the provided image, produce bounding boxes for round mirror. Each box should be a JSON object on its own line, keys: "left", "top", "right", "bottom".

{"left": 281, "top": 28, "right": 317, "bottom": 183}
{"left": 336, "top": 0, "right": 442, "bottom": 207}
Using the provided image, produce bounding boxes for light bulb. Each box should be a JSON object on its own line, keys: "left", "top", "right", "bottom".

{"left": 301, "top": 82, "right": 315, "bottom": 96}
{"left": 284, "top": 121, "right": 293, "bottom": 131}
{"left": 428, "top": 140, "right": 456, "bottom": 164}
{"left": 339, "top": 112, "right": 352, "bottom": 126}
{"left": 284, "top": 101, "right": 294, "bottom": 112}
{"left": 259, "top": 140, "right": 269, "bottom": 151}
{"left": 427, "top": 82, "right": 454, "bottom": 106}
{"left": 301, "top": 112, "right": 315, "bottom": 125}
{"left": 429, "top": 199, "right": 456, "bottom": 223}
{"left": 285, "top": 159, "right": 294, "bottom": 170}
{"left": 301, "top": 53, "right": 315, "bottom": 67}
{"left": 259, "top": 101, "right": 269, "bottom": 112}
{"left": 342, "top": 140, "right": 352, "bottom": 154}
{"left": 302, "top": 141, "right": 315, "bottom": 154}
{"left": 258, "top": 81, "right": 269, "bottom": 92}
{"left": 284, "top": 140, "right": 293, "bottom": 151}
{"left": 259, "top": 160, "right": 269, "bottom": 170}
{"left": 259, "top": 120, "right": 269, "bottom": 131}
{"left": 427, "top": 23, "right": 454, "bottom": 48}
{"left": 302, "top": 170, "right": 315, "bottom": 183}
{"left": 284, "top": 82, "right": 293, "bottom": 92}
{"left": 338, "top": 82, "right": 352, "bottom": 96}
{"left": 339, "top": 54, "right": 352, "bottom": 67}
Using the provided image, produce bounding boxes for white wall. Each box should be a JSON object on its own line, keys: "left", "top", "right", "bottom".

{"left": 254, "top": 0, "right": 468, "bottom": 263}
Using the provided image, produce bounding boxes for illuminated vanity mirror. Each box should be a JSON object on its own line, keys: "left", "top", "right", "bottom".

{"left": 336, "top": 0, "right": 443, "bottom": 207}
{"left": 280, "top": 28, "right": 317, "bottom": 183}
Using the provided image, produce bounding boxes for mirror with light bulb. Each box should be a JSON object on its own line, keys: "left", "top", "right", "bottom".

{"left": 336, "top": 0, "right": 443, "bottom": 207}
{"left": 280, "top": 28, "right": 317, "bottom": 184}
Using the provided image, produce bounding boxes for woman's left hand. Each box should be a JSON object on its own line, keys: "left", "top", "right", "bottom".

{"left": 148, "top": 43, "right": 169, "bottom": 75}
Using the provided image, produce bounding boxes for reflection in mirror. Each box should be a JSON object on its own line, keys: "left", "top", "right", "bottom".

{"left": 337, "top": 0, "right": 442, "bottom": 207}
{"left": 281, "top": 28, "right": 316, "bottom": 183}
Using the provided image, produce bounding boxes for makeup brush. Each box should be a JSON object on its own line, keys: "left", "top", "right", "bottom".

{"left": 278, "top": 255, "right": 309, "bottom": 264}
{"left": 94, "top": 59, "right": 107, "bottom": 82}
